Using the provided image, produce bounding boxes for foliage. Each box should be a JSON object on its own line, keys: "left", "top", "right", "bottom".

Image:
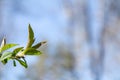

{"left": 0, "top": 24, "right": 46, "bottom": 68}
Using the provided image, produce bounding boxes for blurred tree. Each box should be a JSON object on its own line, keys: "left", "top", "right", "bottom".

{"left": 26, "top": 43, "right": 76, "bottom": 80}
{"left": 110, "top": 0, "right": 120, "bottom": 17}
{"left": 85, "top": 0, "right": 105, "bottom": 80}
{"left": 62, "top": 0, "right": 88, "bottom": 80}
{"left": 103, "top": 0, "right": 120, "bottom": 79}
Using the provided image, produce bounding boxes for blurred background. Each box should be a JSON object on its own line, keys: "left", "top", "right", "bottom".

{"left": 0, "top": 0, "right": 120, "bottom": 80}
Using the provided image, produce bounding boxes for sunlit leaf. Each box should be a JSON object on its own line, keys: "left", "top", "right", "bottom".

{"left": 0, "top": 38, "right": 6, "bottom": 53}
{"left": 13, "top": 47, "right": 24, "bottom": 56}
{"left": 28, "top": 24, "right": 34, "bottom": 41}
{"left": 0, "top": 44, "right": 18, "bottom": 52}
{"left": 0, "top": 52, "right": 12, "bottom": 61}
{"left": 22, "top": 57, "right": 27, "bottom": 65}
{"left": 32, "top": 41, "right": 47, "bottom": 49}
{"left": 0, "top": 38, "right": 6, "bottom": 48}
{"left": 26, "top": 24, "right": 35, "bottom": 48}
{"left": 16, "top": 59, "right": 28, "bottom": 68}
{"left": 25, "top": 48, "right": 42, "bottom": 55}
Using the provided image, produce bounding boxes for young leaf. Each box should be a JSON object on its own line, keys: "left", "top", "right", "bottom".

{"left": 0, "top": 38, "right": 6, "bottom": 53}
{"left": 13, "top": 59, "right": 16, "bottom": 67}
{"left": 0, "top": 54, "right": 2, "bottom": 57}
{"left": 13, "top": 47, "right": 24, "bottom": 56}
{"left": 0, "top": 44, "right": 18, "bottom": 52}
{"left": 26, "top": 24, "right": 35, "bottom": 48}
{"left": 24, "top": 48, "right": 42, "bottom": 55}
{"left": 0, "top": 24, "right": 46, "bottom": 68}
{"left": 22, "top": 57, "right": 27, "bottom": 65}
{"left": 0, "top": 52, "right": 12, "bottom": 61}
{"left": 1, "top": 59, "right": 8, "bottom": 65}
{"left": 0, "top": 38, "right": 6, "bottom": 48}
{"left": 32, "top": 41, "right": 47, "bottom": 49}
{"left": 28, "top": 24, "right": 34, "bottom": 41}
{"left": 16, "top": 59, "right": 28, "bottom": 68}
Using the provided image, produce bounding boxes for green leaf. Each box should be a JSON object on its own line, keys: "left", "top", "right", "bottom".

{"left": 0, "top": 54, "right": 2, "bottom": 57}
{"left": 28, "top": 24, "right": 34, "bottom": 41}
{"left": 0, "top": 38, "right": 6, "bottom": 48}
{"left": 1, "top": 59, "right": 8, "bottom": 65}
{"left": 0, "top": 52, "right": 12, "bottom": 61}
{"left": 22, "top": 57, "right": 27, "bottom": 65}
{"left": 13, "top": 47, "right": 24, "bottom": 56}
{"left": 26, "top": 24, "right": 35, "bottom": 48}
{"left": 25, "top": 48, "right": 42, "bottom": 55}
{"left": 32, "top": 41, "right": 47, "bottom": 49}
{"left": 16, "top": 59, "right": 28, "bottom": 68}
{"left": 0, "top": 44, "right": 18, "bottom": 52}
{"left": 13, "top": 59, "right": 16, "bottom": 67}
{"left": 0, "top": 38, "right": 6, "bottom": 53}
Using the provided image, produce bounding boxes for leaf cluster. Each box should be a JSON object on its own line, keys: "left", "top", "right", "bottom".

{"left": 0, "top": 24, "right": 46, "bottom": 68}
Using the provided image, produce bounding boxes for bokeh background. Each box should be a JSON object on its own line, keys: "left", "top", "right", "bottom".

{"left": 0, "top": 0, "right": 120, "bottom": 80}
